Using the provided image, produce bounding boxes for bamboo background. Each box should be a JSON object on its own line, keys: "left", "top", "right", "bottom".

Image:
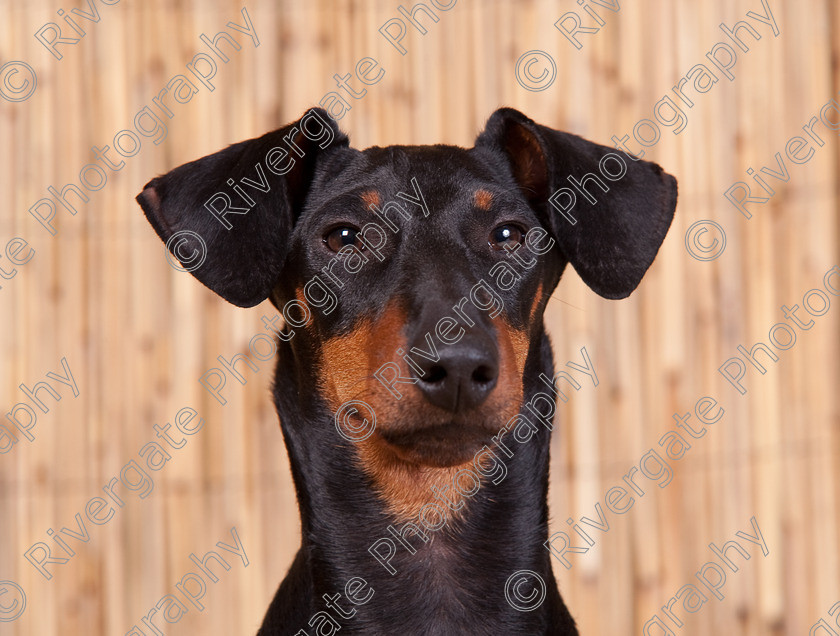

{"left": 0, "top": 0, "right": 838, "bottom": 634}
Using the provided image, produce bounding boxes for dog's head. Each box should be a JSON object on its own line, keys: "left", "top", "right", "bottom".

{"left": 137, "top": 107, "right": 676, "bottom": 487}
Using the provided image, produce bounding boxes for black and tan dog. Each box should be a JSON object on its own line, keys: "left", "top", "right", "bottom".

{"left": 137, "top": 107, "right": 677, "bottom": 635}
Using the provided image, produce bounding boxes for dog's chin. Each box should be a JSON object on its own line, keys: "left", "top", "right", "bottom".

{"left": 380, "top": 423, "right": 495, "bottom": 468}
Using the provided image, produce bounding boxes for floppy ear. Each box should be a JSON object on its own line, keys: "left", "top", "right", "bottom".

{"left": 136, "top": 107, "right": 348, "bottom": 307}
{"left": 476, "top": 107, "right": 677, "bottom": 299}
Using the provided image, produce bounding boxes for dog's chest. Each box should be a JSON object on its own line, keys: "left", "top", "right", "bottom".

{"left": 344, "top": 536, "right": 537, "bottom": 636}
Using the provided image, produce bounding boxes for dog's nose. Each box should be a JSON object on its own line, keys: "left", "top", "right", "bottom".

{"left": 412, "top": 340, "right": 499, "bottom": 412}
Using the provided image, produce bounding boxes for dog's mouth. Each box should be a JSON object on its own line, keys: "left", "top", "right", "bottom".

{"left": 378, "top": 421, "right": 496, "bottom": 467}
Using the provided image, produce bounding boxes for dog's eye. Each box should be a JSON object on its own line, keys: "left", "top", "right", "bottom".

{"left": 324, "top": 226, "right": 364, "bottom": 252}
{"left": 488, "top": 224, "right": 524, "bottom": 250}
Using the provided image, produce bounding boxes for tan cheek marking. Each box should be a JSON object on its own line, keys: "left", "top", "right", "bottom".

{"left": 484, "top": 318, "right": 528, "bottom": 425}
{"left": 529, "top": 281, "right": 545, "bottom": 323}
{"left": 501, "top": 322, "right": 529, "bottom": 379}
{"left": 318, "top": 302, "right": 418, "bottom": 420}
{"left": 287, "top": 287, "right": 314, "bottom": 329}
{"left": 319, "top": 322, "right": 371, "bottom": 408}
{"left": 319, "top": 303, "right": 403, "bottom": 407}
{"left": 360, "top": 190, "right": 382, "bottom": 209}
{"left": 474, "top": 189, "right": 493, "bottom": 210}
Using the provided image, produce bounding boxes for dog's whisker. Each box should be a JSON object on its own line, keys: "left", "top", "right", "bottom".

{"left": 548, "top": 294, "right": 585, "bottom": 312}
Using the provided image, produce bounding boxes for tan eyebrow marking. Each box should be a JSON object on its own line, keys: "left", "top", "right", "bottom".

{"left": 360, "top": 190, "right": 382, "bottom": 209}
{"left": 474, "top": 189, "right": 493, "bottom": 210}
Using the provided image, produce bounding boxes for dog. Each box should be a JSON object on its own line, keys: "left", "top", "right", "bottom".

{"left": 136, "top": 107, "right": 677, "bottom": 635}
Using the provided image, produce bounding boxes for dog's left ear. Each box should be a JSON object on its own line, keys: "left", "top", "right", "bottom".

{"left": 476, "top": 108, "right": 677, "bottom": 299}
{"left": 136, "top": 108, "right": 348, "bottom": 307}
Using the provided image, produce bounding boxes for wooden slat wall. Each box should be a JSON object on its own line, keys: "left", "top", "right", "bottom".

{"left": 0, "top": 0, "right": 838, "bottom": 634}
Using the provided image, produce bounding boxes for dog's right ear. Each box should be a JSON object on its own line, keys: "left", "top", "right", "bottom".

{"left": 136, "top": 108, "right": 348, "bottom": 308}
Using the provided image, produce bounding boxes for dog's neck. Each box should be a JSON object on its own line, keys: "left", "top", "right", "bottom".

{"left": 263, "top": 333, "right": 578, "bottom": 635}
